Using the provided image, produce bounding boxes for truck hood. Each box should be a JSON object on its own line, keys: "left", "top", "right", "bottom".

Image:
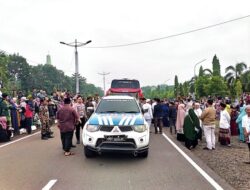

{"left": 88, "top": 113, "right": 145, "bottom": 126}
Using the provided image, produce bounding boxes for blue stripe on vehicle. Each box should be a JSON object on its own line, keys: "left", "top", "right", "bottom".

{"left": 88, "top": 114, "right": 99, "bottom": 125}
{"left": 134, "top": 116, "right": 145, "bottom": 125}
{"left": 124, "top": 117, "right": 132, "bottom": 126}
{"left": 130, "top": 116, "right": 137, "bottom": 125}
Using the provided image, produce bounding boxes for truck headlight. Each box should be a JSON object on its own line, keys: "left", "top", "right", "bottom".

{"left": 133, "top": 125, "right": 147, "bottom": 133}
{"left": 86, "top": 125, "right": 100, "bottom": 132}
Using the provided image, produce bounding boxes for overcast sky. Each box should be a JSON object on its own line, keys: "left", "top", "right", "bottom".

{"left": 1, "top": 0, "right": 250, "bottom": 89}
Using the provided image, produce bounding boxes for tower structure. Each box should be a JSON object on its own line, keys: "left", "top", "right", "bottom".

{"left": 46, "top": 54, "right": 52, "bottom": 65}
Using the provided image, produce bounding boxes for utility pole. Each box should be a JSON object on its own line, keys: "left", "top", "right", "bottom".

{"left": 60, "top": 39, "right": 92, "bottom": 94}
{"left": 98, "top": 72, "right": 110, "bottom": 96}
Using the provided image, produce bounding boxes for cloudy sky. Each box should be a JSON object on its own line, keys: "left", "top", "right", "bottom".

{"left": 1, "top": 0, "right": 250, "bottom": 89}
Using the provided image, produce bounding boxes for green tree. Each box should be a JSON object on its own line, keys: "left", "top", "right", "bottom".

{"left": 0, "top": 51, "right": 10, "bottom": 91}
{"left": 8, "top": 54, "right": 32, "bottom": 92}
{"left": 197, "top": 65, "right": 212, "bottom": 77}
{"left": 174, "top": 75, "right": 179, "bottom": 97}
{"left": 195, "top": 76, "right": 209, "bottom": 98}
{"left": 212, "top": 55, "right": 221, "bottom": 76}
{"left": 183, "top": 81, "right": 189, "bottom": 97}
{"left": 198, "top": 66, "right": 204, "bottom": 77}
{"left": 241, "top": 69, "right": 250, "bottom": 92}
{"left": 235, "top": 80, "right": 243, "bottom": 98}
{"left": 225, "top": 62, "right": 247, "bottom": 86}
{"left": 207, "top": 76, "right": 228, "bottom": 97}
{"left": 179, "top": 83, "right": 184, "bottom": 97}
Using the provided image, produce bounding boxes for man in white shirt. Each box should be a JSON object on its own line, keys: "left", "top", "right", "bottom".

{"left": 194, "top": 103, "right": 202, "bottom": 124}
{"left": 194, "top": 102, "right": 202, "bottom": 140}
{"left": 142, "top": 99, "right": 153, "bottom": 128}
{"left": 218, "top": 103, "right": 231, "bottom": 146}
{"left": 151, "top": 98, "right": 157, "bottom": 113}
{"left": 242, "top": 105, "right": 250, "bottom": 163}
{"left": 186, "top": 98, "right": 193, "bottom": 112}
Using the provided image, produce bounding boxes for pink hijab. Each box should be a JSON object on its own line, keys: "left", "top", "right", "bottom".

{"left": 176, "top": 104, "right": 186, "bottom": 131}
{"left": 0, "top": 116, "right": 7, "bottom": 130}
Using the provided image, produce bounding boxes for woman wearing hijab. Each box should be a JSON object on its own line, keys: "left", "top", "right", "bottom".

{"left": 176, "top": 103, "right": 186, "bottom": 141}
{"left": 183, "top": 109, "right": 201, "bottom": 149}
{"left": 0, "top": 116, "right": 11, "bottom": 142}
{"left": 236, "top": 106, "right": 246, "bottom": 142}
{"left": 230, "top": 105, "right": 238, "bottom": 136}
{"left": 10, "top": 98, "right": 19, "bottom": 135}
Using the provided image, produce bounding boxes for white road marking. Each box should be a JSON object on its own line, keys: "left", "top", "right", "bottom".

{"left": 0, "top": 131, "right": 40, "bottom": 149}
{"left": 42, "top": 179, "right": 57, "bottom": 190}
{"left": 162, "top": 133, "right": 224, "bottom": 190}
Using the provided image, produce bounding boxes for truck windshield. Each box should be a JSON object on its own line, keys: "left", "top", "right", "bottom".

{"left": 111, "top": 80, "right": 140, "bottom": 89}
{"left": 96, "top": 99, "right": 140, "bottom": 113}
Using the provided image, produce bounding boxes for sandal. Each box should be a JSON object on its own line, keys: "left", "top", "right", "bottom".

{"left": 64, "top": 152, "right": 75, "bottom": 156}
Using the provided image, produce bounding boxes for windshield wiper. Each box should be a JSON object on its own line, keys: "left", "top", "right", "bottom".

{"left": 123, "top": 111, "right": 139, "bottom": 113}
{"left": 98, "top": 111, "right": 119, "bottom": 113}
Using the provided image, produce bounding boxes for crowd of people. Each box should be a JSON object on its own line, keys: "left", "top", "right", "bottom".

{"left": 0, "top": 90, "right": 100, "bottom": 153}
{"left": 140, "top": 95, "right": 250, "bottom": 157}
{"left": 1, "top": 89, "right": 250, "bottom": 159}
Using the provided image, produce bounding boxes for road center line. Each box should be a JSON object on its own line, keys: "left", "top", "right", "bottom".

{"left": 162, "top": 133, "right": 223, "bottom": 190}
{"left": 0, "top": 131, "right": 40, "bottom": 149}
{"left": 42, "top": 179, "right": 57, "bottom": 190}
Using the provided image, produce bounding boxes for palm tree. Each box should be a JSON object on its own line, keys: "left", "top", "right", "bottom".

{"left": 225, "top": 62, "right": 247, "bottom": 86}
{"left": 198, "top": 66, "right": 212, "bottom": 77}
{"left": 241, "top": 69, "right": 250, "bottom": 92}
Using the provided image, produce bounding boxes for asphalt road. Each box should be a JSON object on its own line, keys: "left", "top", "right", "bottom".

{"left": 0, "top": 127, "right": 233, "bottom": 190}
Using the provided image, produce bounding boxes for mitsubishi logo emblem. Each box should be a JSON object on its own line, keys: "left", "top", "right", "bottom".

{"left": 112, "top": 126, "right": 120, "bottom": 133}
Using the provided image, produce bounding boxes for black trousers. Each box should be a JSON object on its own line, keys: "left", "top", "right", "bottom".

{"left": 25, "top": 118, "right": 32, "bottom": 134}
{"left": 185, "top": 138, "right": 198, "bottom": 150}
{"left": 169, "top": 118, "right": 176, "bottom": 133}
{"left": 75, "top": 117, "right": 86, "bottom": 141}
{"left": 0, "top": 126, "right": 11, "bottom": 142}
{"left": 60, "top": 131, "right": 74, "bottom": 152}
{"left": 154, "top": 117, "right": 163, "bottom": 133}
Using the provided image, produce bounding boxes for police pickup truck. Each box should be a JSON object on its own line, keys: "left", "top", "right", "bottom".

{"left": 82, "top": 95, "right": 149, "bottom": 158}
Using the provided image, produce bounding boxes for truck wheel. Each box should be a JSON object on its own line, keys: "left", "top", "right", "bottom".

{"left": 138, "top": 150, "right": 148, "bottom": 158}
{"left": 84, "top": 146, "right": 96, "bottom": 158}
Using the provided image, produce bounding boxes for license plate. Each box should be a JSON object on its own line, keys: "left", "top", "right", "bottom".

{"left": 104, "top": 135, "right": 126, "bottom": 142}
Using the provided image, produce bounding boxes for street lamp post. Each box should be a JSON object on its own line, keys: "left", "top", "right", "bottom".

{"left": 194, "top": 59, "right": 207, "bottom": 77}
{"left": 98, "top": 72, "right": 110, "bottom": 96}
{"left": 60, "top": 39, "right": 92, "bottom": 94}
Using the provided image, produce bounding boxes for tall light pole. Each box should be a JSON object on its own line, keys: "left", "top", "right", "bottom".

{"left": 194, "top": 59, "right": 207, "bottom": 77}
{"left": 60, "top": 39, "right": 92, "bottom": 94}
{"left": 98, "top": 72, "right": 110, "bottom": 96}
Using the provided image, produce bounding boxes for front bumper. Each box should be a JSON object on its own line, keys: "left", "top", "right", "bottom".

{"left": 82, "top": 129, "right": 150, "bottom": 154}
{"left": 85, "top": 143, "right": 149, "bottom": 154}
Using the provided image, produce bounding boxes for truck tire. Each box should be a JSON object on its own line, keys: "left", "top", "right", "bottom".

{"left": 84, "top": 146, "right": 96, "bottom": 158}
{"left": 138, "top": 150, "right": 148, "bottom": 158}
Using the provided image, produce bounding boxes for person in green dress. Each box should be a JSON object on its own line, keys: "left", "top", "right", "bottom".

{"left": 183, "top": 108, "right": 201, "bottom": 150}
